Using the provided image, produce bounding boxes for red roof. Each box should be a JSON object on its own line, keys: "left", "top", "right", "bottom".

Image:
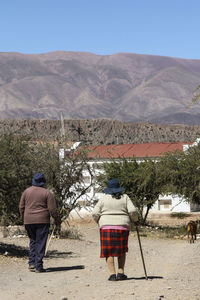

{"left": 87, "top": 142, "right": 193, "bottom": 159}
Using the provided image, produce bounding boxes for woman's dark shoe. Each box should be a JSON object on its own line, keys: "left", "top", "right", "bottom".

{"left": 108, "top": 274, "right": 117, "bottom": 281}
{"left": 117, "top": 273, "right": 127, "bottom": 280}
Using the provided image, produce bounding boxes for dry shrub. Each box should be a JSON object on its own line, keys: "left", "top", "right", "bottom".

{"left": 60, "top": 226, "right": 82, "bottom": 240}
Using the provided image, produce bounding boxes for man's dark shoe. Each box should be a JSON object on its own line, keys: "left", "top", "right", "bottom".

{"left": 117, "top": 273, "right": 127, "bottom": 280}
{"left": 108, "top": 274, "right": 117, "bottom": 281}
{"left": 35, "top": 268, "right": 46, "bottom": 273}
{"left": 28, "top": 265, "right": 35, "bottom": 272}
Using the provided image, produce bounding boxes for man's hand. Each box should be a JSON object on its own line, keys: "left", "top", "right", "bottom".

{"left": 54, "top": 217, "right": 62, "bottom": 226}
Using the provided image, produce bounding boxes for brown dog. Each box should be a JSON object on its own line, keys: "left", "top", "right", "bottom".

{"left": 186, "top": 221, "right": 197, "bottom": 243}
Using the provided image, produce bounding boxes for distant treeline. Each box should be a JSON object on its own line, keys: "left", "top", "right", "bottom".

{"left": 0, "top": 119, "right": 199, "bottom": 145}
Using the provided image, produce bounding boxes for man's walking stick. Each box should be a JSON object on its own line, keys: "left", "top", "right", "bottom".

{"left": 45, "top": 225, "right": 56, "bottom": 256}
{"left": 136, "top": 225, "right": 148, "bottom": 280}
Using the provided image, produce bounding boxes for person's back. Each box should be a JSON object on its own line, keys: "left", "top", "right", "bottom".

{"left": 93, "top": 193, "right": 137, "bottom": 227}
{"left": 19, "top": 172, "right": 60, "bottom": 273}
{"left": 20, "top": 185, "right": 57, "bottom": 224}
{"left": 92, "top": 179, "right": 138, "bottom": 281}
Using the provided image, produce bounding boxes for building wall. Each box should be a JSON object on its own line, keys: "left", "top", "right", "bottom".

{"left": 151, "top": 194, "right": 191, "bottom": 213}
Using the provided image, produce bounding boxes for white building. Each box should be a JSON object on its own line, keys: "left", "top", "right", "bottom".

{"left": 63, "top": 140, "right": 200, "bottom": 216}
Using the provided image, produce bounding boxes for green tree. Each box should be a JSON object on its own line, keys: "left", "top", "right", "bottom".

{"left": 133, "top": 159, "right": 161, "bottom": 224}
{"left": 157, "top": 146, "right": 200, "bottom": 207}
{"left": 156, "top": 150, "right": 185, "bottom": 195}
{"left": 0, "top": 134, "right": 95, "bottom": 227}
{"left": 0, "top": 134, "right": 34, "bottom": 225}
{"left": 97, "top": 158, "right": 161, "bottom": 224}
{"left": 33, "top": 142, "right": 95, "bottom": 224}
{"left": 180, "top": 144, "right": 200, "bottom": 203}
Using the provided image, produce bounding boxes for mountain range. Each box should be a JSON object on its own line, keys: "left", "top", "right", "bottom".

{"left": 0, "top": 51, "right": 200, "bottom": 125}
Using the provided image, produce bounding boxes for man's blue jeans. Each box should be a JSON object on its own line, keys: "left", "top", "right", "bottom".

{"left": 25, "top": 223, "right": 49, "bottom": 271}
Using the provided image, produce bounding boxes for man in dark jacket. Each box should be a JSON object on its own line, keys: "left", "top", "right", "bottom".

{"left": 19, "top": 172, "right": 61, "bottom": 273}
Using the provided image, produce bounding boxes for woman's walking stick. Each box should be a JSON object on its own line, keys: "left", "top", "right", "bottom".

{"left": 136, "top": 225, "right": 148, "bottom": 280}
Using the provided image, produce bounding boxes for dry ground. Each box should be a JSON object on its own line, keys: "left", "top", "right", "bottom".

{"left": 0, "top": 218, "right": 200, "bottom": 300}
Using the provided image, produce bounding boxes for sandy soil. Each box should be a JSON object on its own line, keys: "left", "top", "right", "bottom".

{"left": 0, "top": 219, "right": 200, "bottom": 300}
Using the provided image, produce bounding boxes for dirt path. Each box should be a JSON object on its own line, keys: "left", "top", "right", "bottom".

{"left": 0, "top": 220, "right": 200, "bottom": 300}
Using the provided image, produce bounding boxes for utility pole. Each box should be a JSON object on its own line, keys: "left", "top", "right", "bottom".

{"left": 59, "top": 112, "right": 65, "bottom": 159}
{"left": 60, "top": 111, "right": 65, "bottom": 140}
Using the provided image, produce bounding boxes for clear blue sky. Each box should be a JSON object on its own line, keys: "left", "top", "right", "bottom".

{"left": 1, "top": 0, "right": 200, "bottom": 59}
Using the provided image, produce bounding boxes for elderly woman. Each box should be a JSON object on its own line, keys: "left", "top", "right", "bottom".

{"left": 92, "top": 179, "right": 138, "bottom": 281}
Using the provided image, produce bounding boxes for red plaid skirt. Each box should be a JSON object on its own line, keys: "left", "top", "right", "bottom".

{"left": 100, "top": 229, "right": 129, "bottom": 258}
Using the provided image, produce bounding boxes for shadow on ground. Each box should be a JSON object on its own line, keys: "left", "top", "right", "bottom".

{"left": 0, "top": 243, "right": 76, "bottom": 259}
{"left": 127, "top": 275, "right": 163, "bottom": 281}
{"left": 46, "top": 265, "right": 85, "bottom": 272}
{"left": 0, "top": 242, "right": 29, "bottom": 257}
{"left": 45, "top": 250, "right": 75, "bottom": 258}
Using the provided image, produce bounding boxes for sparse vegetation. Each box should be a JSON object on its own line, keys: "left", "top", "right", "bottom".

{"left": 170, "top": 212, "right": 191, "bottom": 219}
{"left": 132, "top": 225, "right": 189, "bottom": 239}
{"left": 59, "top": 226, "right": 83, "bottom": 240}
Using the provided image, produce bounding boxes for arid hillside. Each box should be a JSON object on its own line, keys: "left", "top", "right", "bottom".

{"left": 1, "top": 119, "right": 200, "bottom": 145}
{"left": 0, "top": 51, "right": 200, "bottom": 124}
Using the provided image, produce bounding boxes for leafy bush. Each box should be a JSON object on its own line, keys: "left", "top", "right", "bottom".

{"left": 0, "top": 134, "right": 34, "bottom": 225}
